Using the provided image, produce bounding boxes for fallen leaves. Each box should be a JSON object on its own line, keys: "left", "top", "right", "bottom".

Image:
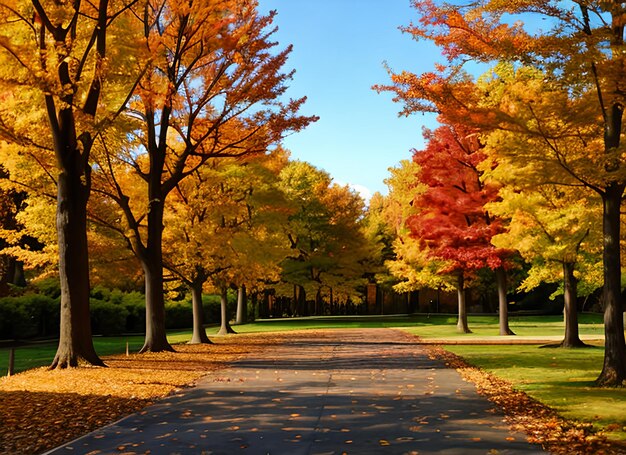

{"left": 428, "top": 345, "right": 626, "bottom": 455}
{"left": 0, "top": 333, "right": 278, "bottom": 455}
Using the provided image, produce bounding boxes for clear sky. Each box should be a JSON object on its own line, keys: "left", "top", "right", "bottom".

{"left": 256, "top": 0, "right": 441, "bottom": 200}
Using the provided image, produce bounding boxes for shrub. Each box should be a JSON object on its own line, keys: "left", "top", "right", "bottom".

{"left": 165, "top": 300, "right": 192, "bottom": 329}
{"left": 90, "top": 300, "right": 129, "bottom": 335}
{"left": 0, "top": 294, "right": 58, "bottom": 340}
{"left": 202, "top": 294, "right": 222, "bottom": 324}
{"left": 33, "top": 278, "right": 61, "bottom": 299}
{"left": 120, "top": 292, "right": 145, "bottom": 333}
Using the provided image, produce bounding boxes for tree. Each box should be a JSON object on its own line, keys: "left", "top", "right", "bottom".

{"left": 489, "top": 185, "right": 603, "bottom": 347}
{"left": 93, "top": 0, "right": 316, "bottom": 352}
{"left": 378, "top": 1, "right": 626, "bottom": 385}
{"left": 0, "top": 0, "right": 140, "bottom": 368}
{"left": 381, "top": 159, "right": 453, "bottom": 294}
{"left": 162, "top": 150, "right": 291, "bottom": 342}
{"left": 407, "top": 124, "right": 513, "bottom": 334}
{"left": 479, "top": 66, "right": 604, "bottom": 347}
{"left": 278, "top": 161, "right": 369, "bottom": 315}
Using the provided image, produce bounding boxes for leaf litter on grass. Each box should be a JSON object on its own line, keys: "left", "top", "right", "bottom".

{"left": 0, "top": 333, "right": 285, "bottom": 455}
{"left": 427, "top": 345, "right": 626, "bottom": 455}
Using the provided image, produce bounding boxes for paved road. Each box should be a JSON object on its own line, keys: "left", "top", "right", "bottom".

{"left": 46, "top": 329, "right": 545, "bottom": 454}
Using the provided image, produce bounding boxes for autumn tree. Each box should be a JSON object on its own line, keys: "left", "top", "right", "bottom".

{"left": 479, "top": 66, "right": 604, "bottom": 347}
{"left": 407, "top": 124, "right": 513, "bottom": 334}
{"left": 278, "top": 161, "right": 370, "bottom": 315}
{"left": 162, "top": 150, "right": 290, "bottom": 343}
{"left": 0, "top": 0, "right": 141, "bottom": 368}
{"left": 489, "top": 185, "right": 602, "bottom": 347}
{"left": 380, "top": 160, "right": 449, "bottom": 295}
{"left": 93, "top": 0, "right": 316, "bottom": 352}
{"left": 379, "top": 1, "right": 626, "bottom": 385}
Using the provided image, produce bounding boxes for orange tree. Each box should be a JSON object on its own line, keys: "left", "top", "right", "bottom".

{"left": 92, "top": 0, "right": 316, "bottom": 352}
{"left": 378, "top": 0, "right": 626, "bottom": 386}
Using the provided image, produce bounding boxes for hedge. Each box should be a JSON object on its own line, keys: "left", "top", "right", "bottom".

{"left": 0, "top": 285, "right": 234, "bottom": 339}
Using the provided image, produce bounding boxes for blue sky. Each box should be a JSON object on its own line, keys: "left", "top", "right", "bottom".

{"left": 256, "top": 0, "right": 441, "bottom": 199}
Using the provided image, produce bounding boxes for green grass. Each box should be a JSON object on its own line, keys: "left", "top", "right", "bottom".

{"left": 0, "top": 314, "right": 606, "bottom": 375}
{"left": 0, "top": 330, "right": 194, "bottom": 375}
{"left": 401, "top": 313, "right": 604, "bottom": 339}
{"left": 443, "top": 344, "right": 626, "bottom": 442}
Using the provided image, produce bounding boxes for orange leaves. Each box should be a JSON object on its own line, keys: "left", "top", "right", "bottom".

{"left": 431, "top": 345, "right": 618, "bottom": 455}
{"left": 0, "top": 335, "right": 272, "bottom": 455}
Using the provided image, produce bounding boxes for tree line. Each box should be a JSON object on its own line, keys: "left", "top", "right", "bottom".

{"left": 373, "top": 0, "right": 626, "bottom": 387}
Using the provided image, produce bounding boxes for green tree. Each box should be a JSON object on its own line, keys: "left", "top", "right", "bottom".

{"left": 278, "top": 161, "right": 369, "bottom": 315}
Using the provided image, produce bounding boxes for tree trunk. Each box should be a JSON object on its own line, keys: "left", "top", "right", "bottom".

{"left": 596, "top": 184, "right": 626, "bottom": 385}
{"left": 560, "top": 261, "right": 586, "bottom": 348}
{"left": 139, "top": 182, "right": 173, "bottom": 352}
{"left": 140, "top": 259, "right": 174, "bottom": 352}
{"left": 189, "top": 279, "right": 211, "bottom": 344}
{"left": 235, "top": 285, "right": 247, "bottom": 325}
{"left": 495, "top": 267, "right": 514, "bottom": 336}
{"left": 50, "top": 169, "right": 104, "bottom": 368}
{"left": 456, "top": 273, "right": 471, "bottom": 334}
{"left": 250, "top": 291, "right": 258, "bottom": 321}
{"left": 297, "top": 285, "right": 307, "bottom": 316}
{"left": 11, "top": 261, "right": 26, "bottom": 287}
{"left": 217, "top": 285, "right": 236, "bottom": 335}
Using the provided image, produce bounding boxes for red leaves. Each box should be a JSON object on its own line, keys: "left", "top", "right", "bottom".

{"left": 407, "top": 123, "right": 510, "bottom": 274}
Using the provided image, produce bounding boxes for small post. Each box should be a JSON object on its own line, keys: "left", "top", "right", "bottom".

{"left": 126, "top": 341, "right": 129, "bottom": 356}
{"left": 8, "top": 348, "right": 15, "bottom": 377}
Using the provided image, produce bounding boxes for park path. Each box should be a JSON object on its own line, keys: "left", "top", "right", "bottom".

{"left": 46, "top": 329, "right": 545, "bottom": 455}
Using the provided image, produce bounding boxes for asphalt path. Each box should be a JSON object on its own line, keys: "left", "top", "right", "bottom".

{"left": 46, "top": 329, "right": 546, "bottom": 455}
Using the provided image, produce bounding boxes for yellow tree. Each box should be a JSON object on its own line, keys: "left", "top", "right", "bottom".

{"left": 162, "top": 150, "right": 290, "bottom": 343}
{"left": 489, "top": 185, "right": 603, "bottom": 347}
{"left": 93, "top": 0, "right": 316, "bottom": 352}
{"left": 382, "top": 159, "right": 456, "bottom": 319}
{"left": 277, "top": 161, "right": 370, "bottom": 315}
{"left": 0, "top": 0, "right": 139, "bottom": 368}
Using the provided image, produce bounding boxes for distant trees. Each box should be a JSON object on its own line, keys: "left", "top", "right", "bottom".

{"left": 277, "top": 161, "right": 371, "bottom": 316}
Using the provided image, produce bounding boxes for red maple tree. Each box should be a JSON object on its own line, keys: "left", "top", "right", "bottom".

{"left": 407, "top": 124, "right": 513, "bottom": 334}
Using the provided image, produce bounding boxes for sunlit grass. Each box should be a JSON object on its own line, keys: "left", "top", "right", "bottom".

{"left": 444, "top": 344, "right": 626, "bottom": 442}
{"left": 401, "top": 313, "right": 604, "bottom": 339}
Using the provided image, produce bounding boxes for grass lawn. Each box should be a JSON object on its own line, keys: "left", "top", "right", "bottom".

{"left": 442, "top": 344, "right": 626, "bottom": 442}
{"left": 400, "top": 313, "right": 604, "bottom": 338}
{"left": 0, "top": 330, "right": 194, "bottom": 375}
